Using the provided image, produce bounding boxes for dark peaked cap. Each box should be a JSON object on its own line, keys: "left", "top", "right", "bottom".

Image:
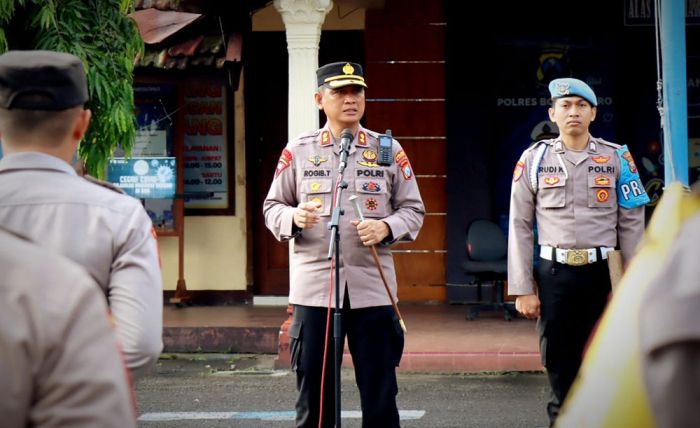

{"left": 317, "top": 61, "right": 367, "bottom": 89}
{"left": 0, "top": 50, "right": 89, "bottom": 110}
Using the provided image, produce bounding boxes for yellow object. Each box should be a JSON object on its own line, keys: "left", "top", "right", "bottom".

{"left": 557, "top": 182, "right": 700, "bottom": 428}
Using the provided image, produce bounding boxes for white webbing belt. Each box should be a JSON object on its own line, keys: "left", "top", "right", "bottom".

{"left": 540, "top": 245, "right": 615, "bottom": 265}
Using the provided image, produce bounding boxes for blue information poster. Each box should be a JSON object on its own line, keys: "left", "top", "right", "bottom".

{"left": 107, "top": 157, "right": 176, "bottom": 199}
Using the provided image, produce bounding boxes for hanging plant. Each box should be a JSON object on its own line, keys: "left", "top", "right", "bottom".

{"left": 0, "top": 0, "right": 143, "bottom": 177}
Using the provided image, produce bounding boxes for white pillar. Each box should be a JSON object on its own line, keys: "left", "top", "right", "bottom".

{"left": 273, "top": 0, "right": 333, "bottom": 140}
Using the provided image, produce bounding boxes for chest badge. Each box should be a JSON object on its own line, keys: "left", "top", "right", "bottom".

{"left": 365, "top": 197, "right": 378, "bottom": 211}
{"left": 543, "top": 176, "right": 560, "bottom": 185}
{"left": 595, "top": 176, "right": 611, "bottom": 186}
{"left": 308, "top": 155, "right": 328, "bottom": 167}
{"left": 591, "top": 155, "right": 610, "bottom": 164}
{"left": 596, "top": 189, "right": 610, "bottom": 202}
{"left": 362, "top": 181, "right": 381, "bottom": 193}
{"left": 357, "top": 150, "right": 379, "bottom": 168}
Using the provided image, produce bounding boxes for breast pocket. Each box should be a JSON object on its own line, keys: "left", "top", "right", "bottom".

{"left": 538, "top": 175, "right": 566, "bottom": 208}
{"left": 301, "top": 178, "right": 333, "bottom": 216}
{"left": 587, "top": 174, "right": 616, "bottom": 208}
{"left": 354, "top": 178, "right": 390, "bottom": 218}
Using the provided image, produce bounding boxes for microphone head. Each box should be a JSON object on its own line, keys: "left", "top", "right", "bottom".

{"left": 340, "top": 128, "right": 353, "bottom": 142}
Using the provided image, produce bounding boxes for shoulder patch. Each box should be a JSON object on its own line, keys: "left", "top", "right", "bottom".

{"left": 275, "top": 149, "right": 293, "bottom": 178}
{"left": 395, "top": 149, "right": 414, "bottom": 180}
{"left": 82, "top": 174, "right": 126, "bottom": 194}
{"left": 513, "top": 161, "right": 525, "bottom": 182}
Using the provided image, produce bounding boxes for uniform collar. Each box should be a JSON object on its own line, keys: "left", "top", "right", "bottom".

{"left": 586, "top": 136, "right": 597, "bottom": 153}
{"left": 0, "top": 152, "right": 77, "bottom": 175}
{"left": 553, "top": 135, "right": 597, "bottom": 153}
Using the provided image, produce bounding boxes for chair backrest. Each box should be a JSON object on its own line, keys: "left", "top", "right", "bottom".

{"left": 466, "top": 219, "right": 507, "bottom": 262}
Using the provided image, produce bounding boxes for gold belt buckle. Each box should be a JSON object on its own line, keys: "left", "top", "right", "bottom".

{"left": 565, "top": 249, "right": 589, "bottom": 266}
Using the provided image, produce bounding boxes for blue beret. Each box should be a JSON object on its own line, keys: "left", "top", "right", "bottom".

{"left": 548, "top": 78, "right": 597, "bottom": 107}
{"left": 317, "top": 62, "right": 367, "bottom": 89}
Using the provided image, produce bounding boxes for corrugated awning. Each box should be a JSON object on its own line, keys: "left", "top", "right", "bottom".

{"left": 129, "top": 8, "right": 202, "bottom": 44}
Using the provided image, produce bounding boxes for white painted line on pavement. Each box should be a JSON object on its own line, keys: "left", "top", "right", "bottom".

{"left": 138, "top": 410, "right": 425, "bottom": 422}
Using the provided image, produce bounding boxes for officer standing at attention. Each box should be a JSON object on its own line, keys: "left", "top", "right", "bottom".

{"left": 264, "top": 62, "right": 424, "bottom": 427}
{"left": 0, "top": 50, "right": 163, "bottom": 379}
{"left": 507, "top": 77, "right": 649, "bottom": 426}
{"left": 0, "top": 227, "right": 136, "bottom": 428}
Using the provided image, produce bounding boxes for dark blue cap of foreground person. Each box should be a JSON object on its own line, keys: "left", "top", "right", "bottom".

{"left": 0, "top": 50, "right": 88, "bottom": 111}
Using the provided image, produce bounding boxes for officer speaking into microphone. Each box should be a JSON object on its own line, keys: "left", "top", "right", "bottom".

{"left": 507, "top": 77, "right": 649, "bottom": 427}
{"left": 263, "top": 61, "right": 424, "bottom": 427}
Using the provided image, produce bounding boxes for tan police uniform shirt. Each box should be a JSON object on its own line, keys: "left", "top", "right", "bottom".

{"left": 640, "top": 205, "right": 700, "bottom": 427}
{"left": 0, "top": 228, "right": 136, "bottom": 428}
{"left": 0, "top": 152, "right": 163, "bottom": 378}
{"left": 508, "top": 136, "right": 645, "bottom": 295}
{"left": 264, "top": 124, "right": 425, "bottom": 308}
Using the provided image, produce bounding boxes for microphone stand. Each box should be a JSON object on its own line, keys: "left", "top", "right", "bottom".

{"left": 326, "top": 134, "right": 351, "bottom": 428}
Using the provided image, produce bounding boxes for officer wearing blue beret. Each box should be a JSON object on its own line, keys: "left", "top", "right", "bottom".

{"left": 264, "top": 61, "right": 424, "bottom": 427}
{"left": 508, "top": 77, "right": 649, "bottom": 426}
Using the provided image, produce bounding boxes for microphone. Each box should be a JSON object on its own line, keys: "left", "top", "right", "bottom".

{"left": 338, "top": 128, "right": 353, "bottom": 173}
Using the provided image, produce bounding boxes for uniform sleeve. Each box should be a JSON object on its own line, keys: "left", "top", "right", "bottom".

{"left": 109, "top": 202, "right": 163, "bottom": 380}
{"left": 33, "top": 268, "right": 136, "bottom": 427}
{"left": 263, "top": 146, "right": 300, "bottom": 242}
{"left": 617, "top": 205, "right": 645, "bottom": 263}
{"left": 615, "top": 146, "right": 648, "bottom": 263}
{"left": 507, "top": 151, "right": 537, "bottom": 295}
{"left": 381, "top": 141, "right": 425, "bottom": 243}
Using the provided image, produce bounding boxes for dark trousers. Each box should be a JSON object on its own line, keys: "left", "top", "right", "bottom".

{"left": 536, "top": 258, "right": 611, "bottom": 427}
{"left": 289, "top": 294, "right": 404, "bottom": 428}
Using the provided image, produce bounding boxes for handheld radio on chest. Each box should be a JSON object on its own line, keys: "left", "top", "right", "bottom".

{"left": 377, "top": 129, "right": 393, "bottom": 166}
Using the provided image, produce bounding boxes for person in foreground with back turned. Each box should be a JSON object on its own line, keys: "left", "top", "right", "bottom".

{"left": 0, "top": 50, "right": 163, "bottom": 380}
{"left": 0, "top": 226, "right": 136, "bottom": 428}
{"left": 263, "top": 61, "right": 424, "bottom": 427}
{"left": 507, "top": 77, "right": 649, "bottom": 427}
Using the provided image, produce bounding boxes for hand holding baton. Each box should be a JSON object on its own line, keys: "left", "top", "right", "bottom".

{"left": 349, "top": 195, "right": 407, "bottom": 334}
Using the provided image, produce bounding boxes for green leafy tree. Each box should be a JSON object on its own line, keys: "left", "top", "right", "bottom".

{"left": 0, "top": 0, "right": 143, "bottom": 177}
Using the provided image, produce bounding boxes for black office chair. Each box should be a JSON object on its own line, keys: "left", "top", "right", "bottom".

{"left": 462, "top": 219, "right": 518, "bottom": 321}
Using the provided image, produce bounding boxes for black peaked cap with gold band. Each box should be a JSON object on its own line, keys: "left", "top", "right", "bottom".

{"left": 316, "top": 62, "right": 367, "bottom": 89}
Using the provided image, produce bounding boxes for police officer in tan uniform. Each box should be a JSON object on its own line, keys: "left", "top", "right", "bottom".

{"left": 640, "top": 183, "right": 700, "bottom": 428}
{"left": 264, "top": 62, "right": 424, "bottom": 427}
{"left": 0, "top": 50, "right": 163, "bottom": 379}
{"left": 507, "top": 78, "right": 649, "bottom": 426}
{"left": 0, "top": 227, "right": 136, "bottom": 428}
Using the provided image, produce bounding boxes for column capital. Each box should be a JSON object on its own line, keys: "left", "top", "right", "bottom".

{"left": 273, "top": 0, "right": 333, "bottom": 26}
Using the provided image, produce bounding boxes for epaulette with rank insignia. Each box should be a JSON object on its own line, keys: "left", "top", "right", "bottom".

{"left": 594, "top": 138, "right": 622, "bottom": 150}
{"left": 82, "top": 174, "right": 126, "bottom": 194}
{"left": 292, "top": 130, "right": 320, "bottom": 147}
